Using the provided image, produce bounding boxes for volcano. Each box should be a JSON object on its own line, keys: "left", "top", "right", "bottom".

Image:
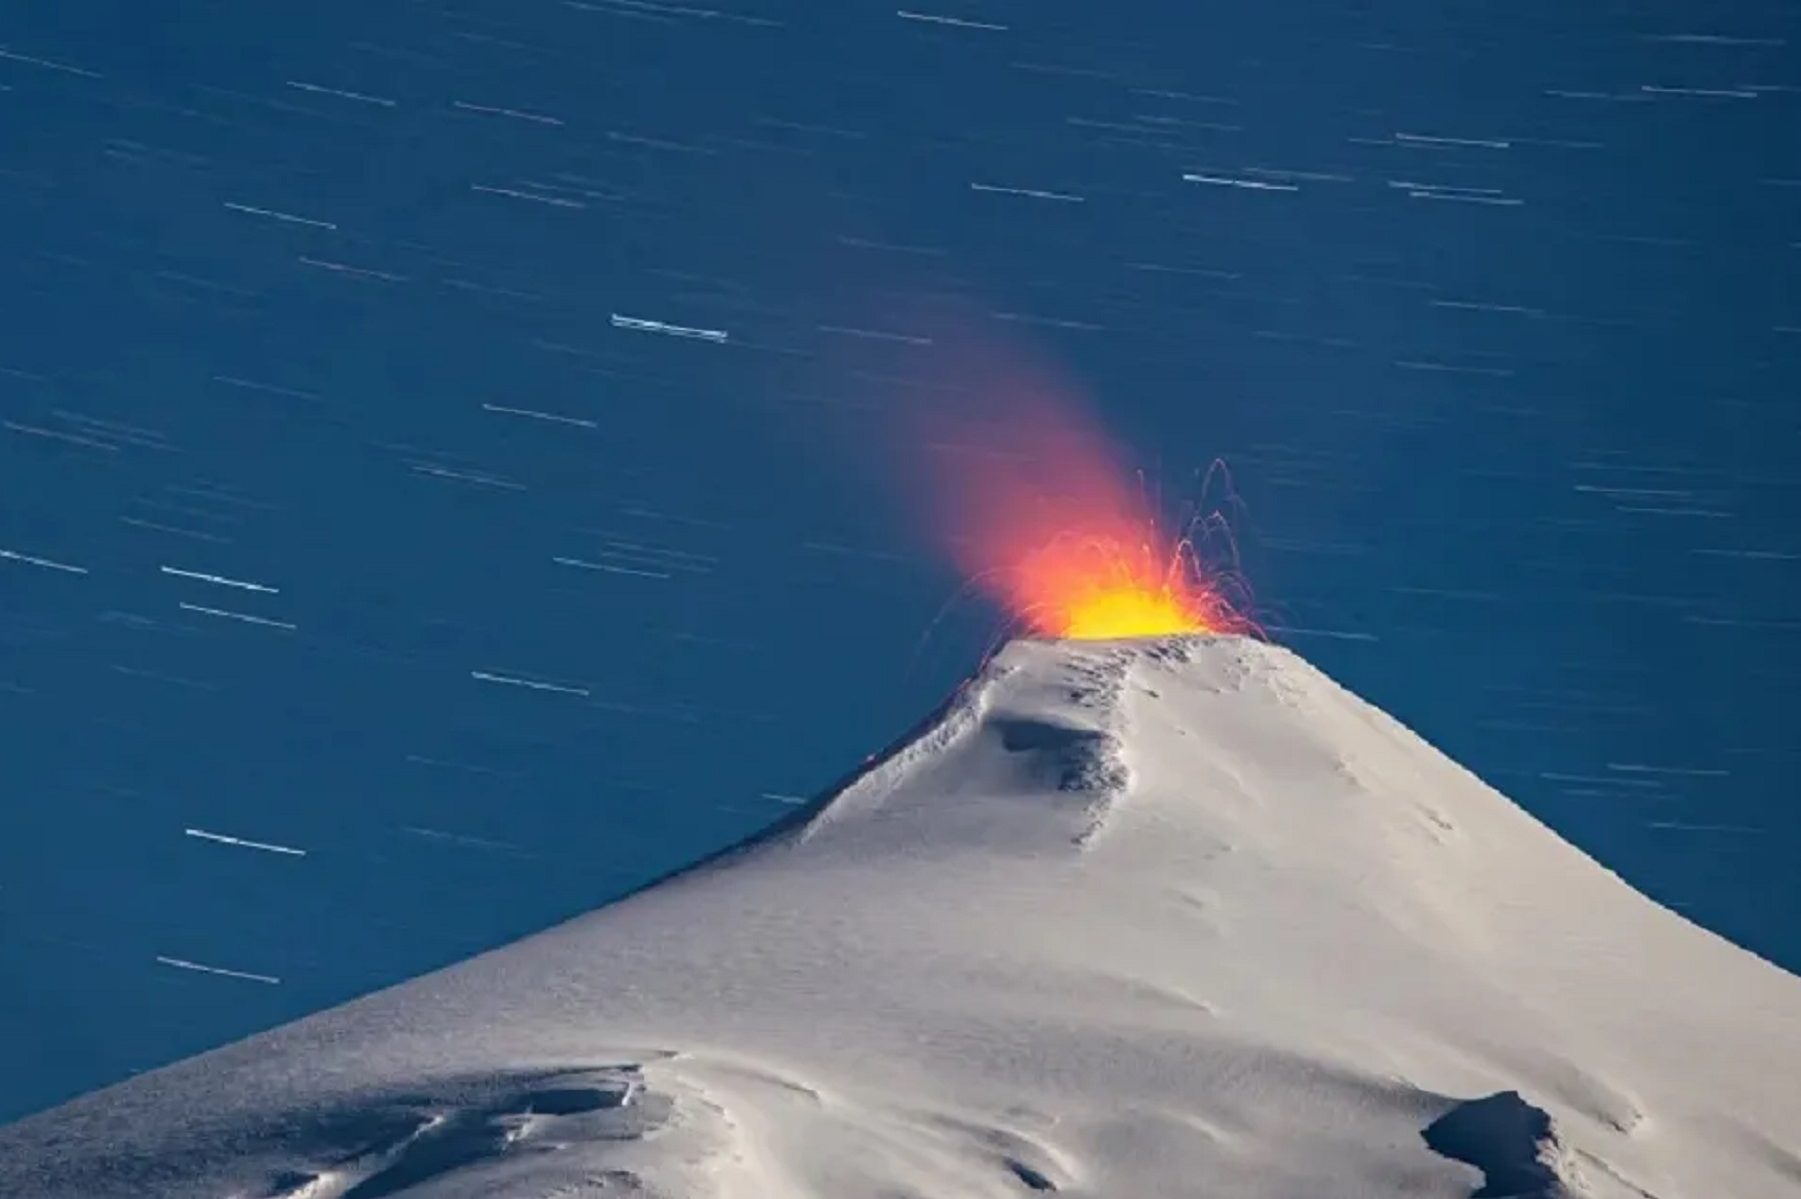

{"left": 3, "top": 636, "right": 1798, "bottom": 1197}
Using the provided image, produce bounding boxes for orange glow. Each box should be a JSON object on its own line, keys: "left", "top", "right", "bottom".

{"left": 1014, "top": 532, "right": 1226, "bottom": 638}
{"left": 889, "top": 326, "right": 1249, "bottom": 641}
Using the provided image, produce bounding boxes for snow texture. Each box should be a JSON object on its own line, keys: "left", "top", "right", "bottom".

{"left": 2, "top": 635, "right": 1798, "bottom": 1198}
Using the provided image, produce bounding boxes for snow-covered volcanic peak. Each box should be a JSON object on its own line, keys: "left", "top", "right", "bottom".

{"left": 4, "top": 636, "right": 1800, "bottom": 1198}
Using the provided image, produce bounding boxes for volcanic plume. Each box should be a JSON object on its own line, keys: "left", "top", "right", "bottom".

{"left": 894, "top": 334, "right": 1245, "bottom": 639}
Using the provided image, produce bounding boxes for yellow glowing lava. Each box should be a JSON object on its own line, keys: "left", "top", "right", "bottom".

{"left": 1012, "top": 535, "right": 1228, "bottom": 640}
{"left": 1058, "top": 585, "right": 1209, "bottom": 639}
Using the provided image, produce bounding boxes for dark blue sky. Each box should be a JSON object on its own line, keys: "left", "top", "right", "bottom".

{"left": 2, "top": 0, "right": 1797, "bottom": 1122}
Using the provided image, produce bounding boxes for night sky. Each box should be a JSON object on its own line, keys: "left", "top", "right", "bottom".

{"left": 3, "top": 0, "right": 1798, "bottom": 1122}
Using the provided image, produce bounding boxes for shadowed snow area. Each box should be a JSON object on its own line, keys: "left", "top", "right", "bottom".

{"left": 2, "top": 635, "right": 1798, "bottom": 1197}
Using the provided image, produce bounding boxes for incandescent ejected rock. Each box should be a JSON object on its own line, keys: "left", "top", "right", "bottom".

{"left": 3, "top": 636, "right": 1799, "bottom": 1197}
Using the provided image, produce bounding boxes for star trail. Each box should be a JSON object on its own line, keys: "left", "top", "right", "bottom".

{"left": 1, "top": 0, "right": 1797, "bottom": 1121}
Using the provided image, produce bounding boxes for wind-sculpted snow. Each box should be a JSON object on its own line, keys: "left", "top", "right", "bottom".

{"left": 3, "top": 636, "right": 1798, "bottom": 1198}
{"left": 242, "top": 1066, "right": 666, "bottom": 1199}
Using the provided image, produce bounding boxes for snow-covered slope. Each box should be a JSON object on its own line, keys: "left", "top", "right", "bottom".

{"left": 4, "top": 635, "right": 1798, "bottom": 1198}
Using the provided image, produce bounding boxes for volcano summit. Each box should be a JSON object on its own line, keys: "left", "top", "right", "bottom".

{"left": 2, "top": 636, "right": 1797, "bottom": 1198}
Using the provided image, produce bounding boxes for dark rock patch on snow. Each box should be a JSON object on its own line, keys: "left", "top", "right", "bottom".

{"left": 523, "top": 1083, "right": 632, "bottom": 1115}
{"left": 1423, "top": 1090, "right": 1570, "bottom": 1198}
{"left": 991, "top": 718, "right": 1127, "bottom": 795}
{"left": 259, "top": 1170, "right": 320, "bottom": 1197}
{"left": 1004, "top": 1156, "right": 1058, "bottom": 1190}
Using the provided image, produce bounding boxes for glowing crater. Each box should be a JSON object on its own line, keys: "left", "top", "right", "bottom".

{"left": 1013, "top": 535, "right": 1231, "bottom": 640}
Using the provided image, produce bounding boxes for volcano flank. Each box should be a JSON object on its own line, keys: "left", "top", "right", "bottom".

{"left": 3, "top": 636, "right": 1798, "bottom": 1198}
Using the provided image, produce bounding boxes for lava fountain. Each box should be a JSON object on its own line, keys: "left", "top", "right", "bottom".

{"left": 894, "top": 333, "right": 1248, "bottom": 640}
